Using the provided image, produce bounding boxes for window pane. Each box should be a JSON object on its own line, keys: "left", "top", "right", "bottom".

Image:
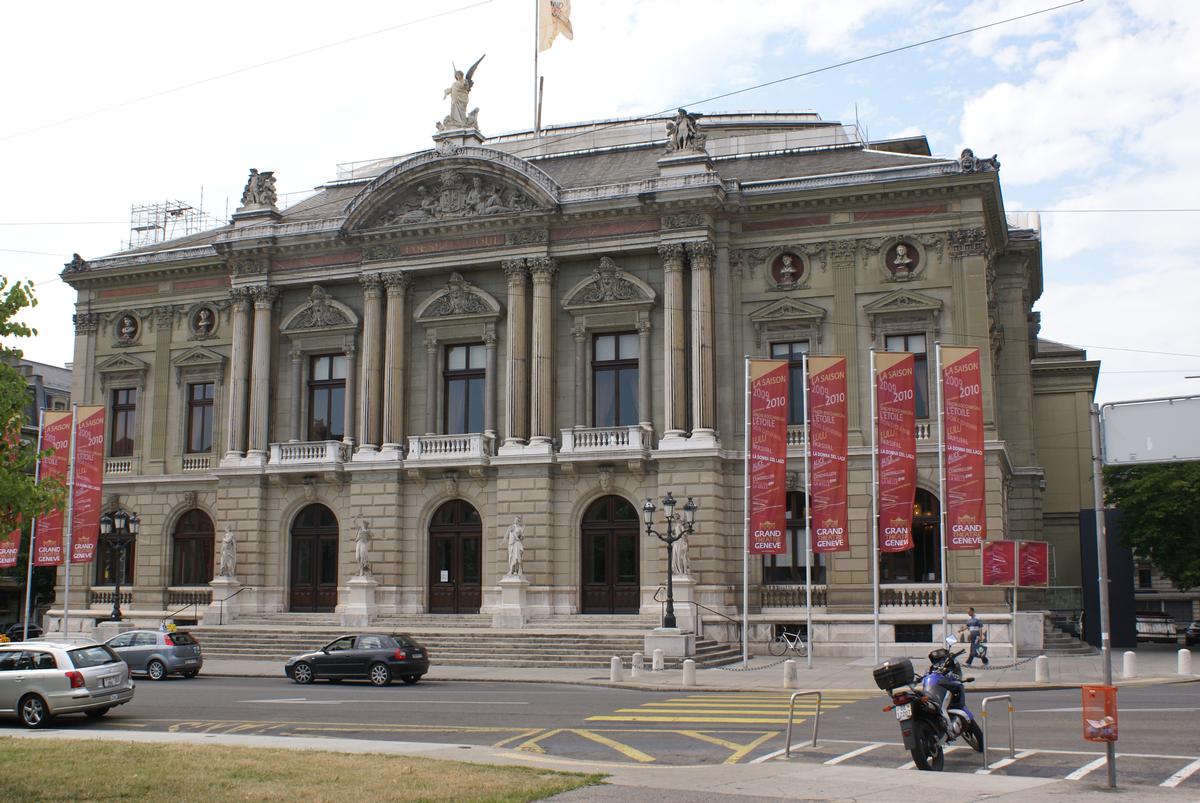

{"left": 331, "top": 354, "right": 348, "bottom": 379}
{"left": 618, "top": 333, "right": 638, "bottom": 360}
{"left": 914, "top": 355, "right": 929, "bottom": 419}
{"left": 909, "top": 334, "right": 926, "bottom": 353}
{"left": 328, "top": 387, "right": 345, "bottom": 439}
{"left": 446, "top": 379, "right": 467, "bottom": 434}
{"left": 595, "top": 335, "right": 615, "bottom": 362}
{"left": 447, "top": 345, "right": 467, "bottom": 371}
{"left": 468, "top": 344, "right": 485, "bottom": 369}
{"left": 310, "top": 390, "right": 330, "bottom": 439}
{"left": 319, "top": 539, "right": 337, "bottom": 584}
{"left": 590, "top": 536, "right": 607, "bottom": 583}
{"left": 617, "top": 367, "right": 638, "bottom": 426}
{"left": 312, "top": 356, "right": 330, "bottom": 381}
{"left": 467, "top": 377, "right": 485, "bottom": 434}
{"left": 885, "top": 335, "right": 905, "bottom": 352}
{"left": 594, "top": 371, "right": 615, "bottom": 427}
{"left": 462, "top": 537, "right": 480, "bottom": 583}
{"left": 616, "top": 534, "right": 637, "bottom": 582}
{"left": 203, "top": 382, "right": 215, "bottom": 400}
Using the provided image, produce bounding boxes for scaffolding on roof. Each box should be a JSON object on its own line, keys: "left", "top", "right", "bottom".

{"left": 123, "top": 199, "right": 219, "bottom": 250}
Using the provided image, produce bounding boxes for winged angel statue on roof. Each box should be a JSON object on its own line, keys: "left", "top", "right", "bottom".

{"left": 439, "top": 54, "right": 486, "bottom": 131}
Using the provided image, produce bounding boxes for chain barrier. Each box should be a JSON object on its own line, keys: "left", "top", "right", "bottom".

{"left": 717, "top": 654, "right": 798, "bottom": 671}
{"left": 974, "top": 655, "right": 1038, "bottom": 671}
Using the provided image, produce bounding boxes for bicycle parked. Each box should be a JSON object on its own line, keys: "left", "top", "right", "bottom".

{"left": 767, "top": 628, "right": 808, "bottom": 657}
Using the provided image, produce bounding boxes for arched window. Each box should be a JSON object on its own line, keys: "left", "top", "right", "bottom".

{"left": 762, "top": 491, "right": 826, "bottom": 585}
{"left": 172, "top": 509, "right": 215, "bottom": 586}
{"left": 879, "top": 489, "right": 941, "bottom": 583}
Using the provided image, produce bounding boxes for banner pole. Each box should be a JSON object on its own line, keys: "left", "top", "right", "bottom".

{"left": 802, "top": 352, "right": 812, "bottom": 669}
{"left": 935, "top": 343, "right": 948, "bottom": 639}
{"left": 742, "top": 356, "right": 751, "bottom": 667}
{"left": 532, "top": 0, "right": 540, "bottom": 133}
{"left": 1090, "top": 402, "right": 1116, "bottom": 788}
{"left": 63, "top": 403, "right": 82, "bottom": 637}
{"left": 22, "top": 409, "right": 46, "bottom": 642}
{"left": 869, "top": 348, "right": 880, "bottom": 665}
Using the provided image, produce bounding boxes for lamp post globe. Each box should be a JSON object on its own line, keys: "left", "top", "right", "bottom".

{"left": 643, "top": 491, "right": 697, "bottom": 631}
{"left": 106, "top": 509, "right": 138, "bottom": 622}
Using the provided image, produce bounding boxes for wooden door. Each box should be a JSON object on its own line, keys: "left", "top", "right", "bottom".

{"left": 580, "top": 496, "right": 640, "bottom": 614}
{"left": 289, "top": 504, "right": 339, "bottom": 613}
{"left": 428, "top": 500, "right": 482, "bottom": 614}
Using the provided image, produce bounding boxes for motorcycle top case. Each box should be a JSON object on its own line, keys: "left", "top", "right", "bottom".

{"left": 873, "top": 657, "right": 914, "bottom": 690}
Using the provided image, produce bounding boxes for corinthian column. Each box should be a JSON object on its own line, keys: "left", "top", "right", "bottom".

{"left": 357, "top": 273, "right": 384, "bottom": 453}
{"left": 687, "top": 240, "right": 716, "bottom": 442}
{"left": 658, "top": 244, "right": 687, "bottom": 440}
{"left": 502, "top": 259, "right": 529, "bottom": 448}
{"left": 246, "top": 285, "right": 280, "bottom": 461}
{"left": 223, "top": 288, "right": 253, "bottom": 461}
{"left": 528, "top": 258, "right": 558, "bottom": 447}
{"left": 381, "top": 271, "right": 412, "bottom": 455}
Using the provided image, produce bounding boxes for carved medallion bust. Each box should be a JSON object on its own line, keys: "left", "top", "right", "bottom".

{"left": 886, "top": 242, "right": 920, "bottom": 280}
{"left": 771, "top": 252, "right": 804, "bottom": 286}
{"left": 116, "top": 314, "right": 140, "bottom": 343}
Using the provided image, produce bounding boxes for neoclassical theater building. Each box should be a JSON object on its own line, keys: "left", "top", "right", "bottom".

{"left": 54, "top": 103, "right": 1098, "bottom": 654}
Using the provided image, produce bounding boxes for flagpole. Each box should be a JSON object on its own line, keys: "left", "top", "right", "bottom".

{"left": 869, "top": 348, "right": 880, "bottom": 664}
{"left": 935, "top": 343, "right": 949, "bottom": 639}
{"left": 742, "top": 356, "right": 751, "bottom": 667}
{"left": 63, "top": 403, "right": 80, "bottom": 638}
{"left": 802, "top": 352, "right": 812, "bottom": 669}
{"left": 533, "top": 0, "right": 540, "bottom": 133}
{"left": 22, "top": 409, "right": 46, "bottom": 642}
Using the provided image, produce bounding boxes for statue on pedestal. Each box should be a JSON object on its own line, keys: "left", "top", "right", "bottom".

{"left": 665, "top": 108, "right": 706, "bottom": 152}
{"left": 505, "top": 515, "right": 525, "bottom": 577}
{"left": 240, "top": 168, "right": 277, "bottom": 208}
{"left": 439, "top": 55, "right": 485, "bottom": 131}
{"left": 217, "top": 525, "right": 237, "bottom": 579}
{"left": 354, "top": 518, "right": 372, "bottom": 577}
{"left": 671, "top": 532, "right": 690, "bottom": 578}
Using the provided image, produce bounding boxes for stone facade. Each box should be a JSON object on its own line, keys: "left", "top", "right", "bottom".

{"left": 54, "top": 112, "right": 1097, "bottom": 654}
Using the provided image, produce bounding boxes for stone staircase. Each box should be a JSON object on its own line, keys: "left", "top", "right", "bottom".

{"left": 1038, "top": 616, "right": 1097, "bottom": 656}
{"left": 189, "top": 613, "right": 742, "bottom": 669}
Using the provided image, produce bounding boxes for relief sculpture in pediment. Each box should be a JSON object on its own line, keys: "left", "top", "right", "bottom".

{"left": 370, "top": 171, "right": 538, "bottom": 226}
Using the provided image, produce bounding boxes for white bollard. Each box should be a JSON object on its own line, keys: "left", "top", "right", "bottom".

{"left": 1035, "top": 654, "right": 1050, "bottom": 683}
{"left": 682, "top": 658, "right": 696, "bottom": 686}
{"left": 1179, "top": 649, "right": 1193, "bottom": 676}
{"left": 1123, "top": 650, "right": 1137, "bottom": 679}
{"left": 652, "top": 648, "right": 665, "bottom": 671}
{"left": 783, "top": 659, "right": 798, "bottom": 689}
{"left": 631, "top": 652, "right": 644, "bottom": 678}
{"left": 610, "top": 656, "right": 623, "bottom": 682}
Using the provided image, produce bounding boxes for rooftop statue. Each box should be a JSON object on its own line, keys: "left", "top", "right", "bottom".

{"left": 240, "top": 168, "right": 277, "bottom": 208}
{"left": 439, "top": 55, "right": 485, "bottom": 132}
{"left": 665, "top": 108, "right": 706, "bottom": 153}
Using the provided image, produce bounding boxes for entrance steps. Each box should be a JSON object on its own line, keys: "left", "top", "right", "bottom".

{"left": 190, "top": 614, "right": 741, "bottom": 669}
{"left": 1033, "top": 616, "right": 1098, "bottom": 656}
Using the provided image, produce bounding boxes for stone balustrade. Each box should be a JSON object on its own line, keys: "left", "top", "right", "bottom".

{"left": 268, "top": 440, "right": 351, "bottom": 467}
{"left": 104, "top": 457, "right": 136, "bottom": 476}
{"left": 761, "top": 583, "right": 828, "bottom": 608}
{"left": 880, "top": 583, "right": 943, "bottom": 607}
{"left": 181, "top": 455, "right": 211, "bottom": 472}
{"left": 406, "top": 433, "right": 491, "bottom": 464}
{"left": 559, "top": 425, "right": 651, "bottom": 455}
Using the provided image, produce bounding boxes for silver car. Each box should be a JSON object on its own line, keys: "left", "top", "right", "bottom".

{"left": 105, "top": 629, "right": 203, "bottom": 680}
{"left": 0, "top": 640, "right": 135, "bottom": 728}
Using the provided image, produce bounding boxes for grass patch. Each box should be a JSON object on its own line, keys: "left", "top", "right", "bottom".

{"left": 0, "top": 738, "right": 604, "bottom": 802}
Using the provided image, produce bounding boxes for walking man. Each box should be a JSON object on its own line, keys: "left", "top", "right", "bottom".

{"left": 961, "top": 607, "right": 989, "bottom": 667}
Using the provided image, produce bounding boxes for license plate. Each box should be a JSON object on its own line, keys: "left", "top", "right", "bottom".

{"left": 412, "top": 651, "right": 423, "bottom": 658}
{"left": 109, "top": 693, "right": 119, "bottom": 701}
{"left": 894, "top": 703, "right": 912, "bottom": 721}
{"left": 100, "top": 675, "right": 120, "bottom": 688}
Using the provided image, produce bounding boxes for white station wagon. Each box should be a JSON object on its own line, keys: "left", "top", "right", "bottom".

{"left": 0, "top": 640, "right": 135, "bottom": 728}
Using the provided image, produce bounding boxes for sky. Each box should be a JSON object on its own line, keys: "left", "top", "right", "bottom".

{"left": 2, "top": 0, "right": 1197, "bottom": 404}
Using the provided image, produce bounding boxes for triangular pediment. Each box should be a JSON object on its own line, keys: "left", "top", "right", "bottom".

{"left": 414, "top": 272, "right": 502, "bottom": 324}
{"left": 96, "top": 353, "right": 150, "bottom": 374}
{"left": 749, "top": 297, "right": 826, "bottom": 326}
{"left": 562, "top": 257, "right": 655, "bottom": 312}
{"left": 863, "top": 288, "right": 943, "bottom": 317}
{"left": 171, "top": 345, "right": 225, "bottom": 369}
{"left": 280, "top": 285, "right": 359, "bottom": 334}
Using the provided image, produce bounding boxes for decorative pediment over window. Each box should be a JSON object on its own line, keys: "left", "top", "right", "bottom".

{"left": 749, "top": 297, "right": 826, "bottom": 348}
{"left": 863, "top": 288, "right": 943, "bottom": 339}
{"left": 96, "top": 352, "right": 150, "bottom": 391}
{"left": 562, "top": 257, "right": 655, "bottom": 313}
{"left": 280, "top": 286, "right": 359, "bottom": 335}
{"left": 171, "top": 345, "right": 226, "bottom": 386}
{"left": 414, "top": 272, "right": 502, "bottom": 325}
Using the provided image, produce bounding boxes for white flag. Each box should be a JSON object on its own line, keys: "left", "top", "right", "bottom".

{"left": 538, "top": 0, "right": 573, "bottom": 52}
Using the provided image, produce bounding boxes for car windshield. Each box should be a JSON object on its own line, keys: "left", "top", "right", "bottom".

{"left": 68, "top": 645, "right": 121, "bottom": 668}
{"left": 171, "top": 632, "right": 197, "bottom": 645}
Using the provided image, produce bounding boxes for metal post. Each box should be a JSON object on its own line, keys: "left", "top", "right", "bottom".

{"left": 934, "top": 343, "right": 949, "bottom": 638}
{"left": 869, "top": 347, "right": 880, "bottom": 664}
{"left": 664, "top": 537, "right": 677, "bottom": 629}
{"left": 1090, "top": 403, "right": 1116, "bottom": 788}
{"left": 22, "top": 409, "right": 46, "bottom": 641}
{"left": 981, "top": 694, "right": 1015, "bottom": 769}
{"left": 802, "top": 353, "right": 812, "bottom": 670}
{"left": 110, "top": 541, "right": 124, "bottom": 621}
{"left": 785, "top": 690, "right": 823, "bottom": 756}
{"left": 62, "top": 402, "right": 79, "bottom": 638}
{"left": 742, "top": 356, "right": 750, "bottom": 667}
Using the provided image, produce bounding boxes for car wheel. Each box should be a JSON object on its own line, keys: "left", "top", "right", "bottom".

{"left": 369, "top": 662, "right": 392, "bottom": 687}
{"left": 85, "top": 706, "right": 112, "bottom": 720}
{"left": 19, "top": 694, "right": 52, "bottom": 729}
{"left": 147, "top": 660, "right": 167, "bottom": 681}
{"left": 291, "top": 661, "right": 314, "bottom": 684}
{"left": 402, "top": 675, "right": 420, "bottom": 685}
{"left": 182, "top": 670, "right": 199, "bottom": 679}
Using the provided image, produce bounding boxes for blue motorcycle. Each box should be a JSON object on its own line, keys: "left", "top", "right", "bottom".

{"left": 873, "top": 635, "right": 984, "bottom": 771}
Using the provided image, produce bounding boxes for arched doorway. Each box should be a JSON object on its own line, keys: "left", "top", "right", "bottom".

{"left": 879, "top": 489, "right": 941, "bottom": 583}
{"left": 428, "top": 499, "right": 482, "bottom": 614}
{"left": 581, "top": 495, "right": 640, "bottom": 614}
{"left": 289, "top": 504, "right": 339, "bottom": 612}
{"left": 172, "top": 509, "right": 215, "bottom": 586}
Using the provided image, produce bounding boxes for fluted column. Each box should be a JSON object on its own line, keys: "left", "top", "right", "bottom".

{"left": 484, "top": 328, "right": 497, "bottom": 448}
{"left": 424, "top": 333, "right": 438, "bottom": 435}
{"left": 357, "top": 274, "right": 384, "bottom": 452}
{"left": 528, "top": 257, "right": 558, "bottom": 445}
{"left": 342, "top": 343, "right": 357, "bottom": 446}
{"left": 638, "top": 319, "right": 652, "bottom": 429}
{"left": 289, "top": 347, "right": 303, "bottom": 442}
{"left": 659, "top": 244, "right": 687, "bottom": 438}
{"left": 381, "top": 271, "right": 412, "bottom": 453}
{"left": 573, "top": 323, "right": 587, "bottom": 428}
{"left": 502, "top": 259, "right": 530, "bottom": 447}
{"left": 687, "top": 240, "right": 716, "bottom": 438}
{"left": 247, "top": 285, "right": 280, "bottom": 460}
{"left": 223, "top": 288, "right": 253, "bottom": 460}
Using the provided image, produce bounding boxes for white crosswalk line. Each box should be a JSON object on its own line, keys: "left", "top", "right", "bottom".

{"left": 976, "top": 749, "right": 1036, "bottom": 775}
{"left": 1065, "top": 756, "right": 1107, "bottom": 781}
{"left": 749, "top": 748, "right": 786, "bottom": 764}
{"left": 825, "top": 743, "right": 886, "bottom": 765}
{"left": 1161, "top": 758, "right": 1200, "bottom": 789}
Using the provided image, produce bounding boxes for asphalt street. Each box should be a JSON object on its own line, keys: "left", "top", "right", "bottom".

{"left": 18, "top": 676, "right": 1200, "bottom": 788}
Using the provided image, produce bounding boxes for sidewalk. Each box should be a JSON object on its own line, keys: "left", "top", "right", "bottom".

{"left": 203, "top": 646, "right": 1199, "bottom": 692}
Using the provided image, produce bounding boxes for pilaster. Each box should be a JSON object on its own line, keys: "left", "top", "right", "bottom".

{"left": 658, "top": 243, "right": 687, "bottom": 441}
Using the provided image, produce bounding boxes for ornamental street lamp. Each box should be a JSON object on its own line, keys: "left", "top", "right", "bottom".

{"left": 99, "top": 509, "right": 139, "bottom": 621}
{"left": 642, "top": 491, "right": 697, "bottom": 630}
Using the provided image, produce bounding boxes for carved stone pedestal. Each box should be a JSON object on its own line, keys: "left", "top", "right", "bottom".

{"left": 341, "top": 574, "right": 378, "bottom": 627}
{"left": 93, "top": 620, "right": 137, "bottom": 642}
{"left": 671, "top": 576, "right": 696, "bottom": 634}
{"left": 202, "top": 576, "right": 243, "bottom": 626}
{"left": 645, "top": 627, "right": 695, "bottom": 658}
{"left": 492, "top": 575, "right": 530, "bottom": 629}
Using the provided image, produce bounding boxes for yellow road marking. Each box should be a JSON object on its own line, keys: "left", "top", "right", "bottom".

{"left": 493, "top": 728, "right": 544, "bottom": 749}
{"left": 675, "top": 730, "right": 780, "bottom": 764}
{"left": 569, "top": 729, "right": 656, "bottom": 763}
{"left": 588, "top": 715, "right": 805, "bottom": 724}
{"left": 516, "top": 728, "right": 563, "bottom": 754}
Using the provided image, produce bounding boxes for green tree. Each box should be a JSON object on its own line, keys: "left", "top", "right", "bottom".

{"left": 1104, "top": 462, "right": 1200, "bottom": 590}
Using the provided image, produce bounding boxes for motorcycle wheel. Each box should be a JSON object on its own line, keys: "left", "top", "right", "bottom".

{"left": 963, "top": 719, "right": 985, "bottom": 753}
{"left": 910, "top": 720, "right": 945, "bottom": 771}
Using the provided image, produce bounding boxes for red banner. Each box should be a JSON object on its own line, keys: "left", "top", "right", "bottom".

{"left": 982, "top": 540, "right": 1016, "bottom": 586}
{"left": 809, "top": 356, "right": 849, "bottom": 553}
{"left": 876, "top": 352, "right": 916, "bottom": 553}
{"left": 34, "top": 410, "right": 73, "bottom": 567}
{"left": 0, "top": 515, "right": 19, "bottom": 569}
{"left": 1019, "top": 541, "right": 1050, "bottom": 587}
{"left": 748, "top": 359, "right": 789, "bottom": 554}
{"left": 2, "top": 424, "right": 22, "bottom": 566}
{"left": 70, "top": 405, "right": 106, "bottom": 564}
{"left": 941, "top": 347, "right": 985, "bottom": 549}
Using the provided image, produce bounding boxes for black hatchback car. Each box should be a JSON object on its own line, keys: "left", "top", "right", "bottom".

{"left": 2, "top": 623, "right": 44, "bottom": 642}
{"left": 285, "top": 633, "right": 429, "bottom": 686}
{"left": 1186, "top": 621, "right": 1200, "bottom": 647}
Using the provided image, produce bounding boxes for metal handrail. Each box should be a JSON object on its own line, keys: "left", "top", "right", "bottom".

{"left": 217, "top": 586, "right": 254, "bottom": 626}
{"left": 653, "top": 586, "right": 742, "bottom": 642}
{"left": 980, "top": 694, "right": 1016, "bottom": 769}
{"left": 784, "top": 690, "right": 823, "bottom": 756}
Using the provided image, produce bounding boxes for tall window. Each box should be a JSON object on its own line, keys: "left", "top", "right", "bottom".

{"left": 770, "top": 341, "right": 809, "bottom": 425}
{"left": 762, "top": 491, "right": 826, "bottom": 584}
{"left": 884, "top": 333, "right": 929, "bottom": 418}
{"left": 172, "top": 509, "right": 215, "bottom": 586}
{"left": 444, "top": 343, "right": 485, "bottom": 434}
{"left": 593, "top": 332, "right": 639, "bottom": 427}
{"left": 308, "top": 354, "right": 347, "bottom": 441}
{"left": 186, "top": 382, "right": 215, "bottom": 453}
{"left": 110, "top": 388, "right": 138, "bottom": 457}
